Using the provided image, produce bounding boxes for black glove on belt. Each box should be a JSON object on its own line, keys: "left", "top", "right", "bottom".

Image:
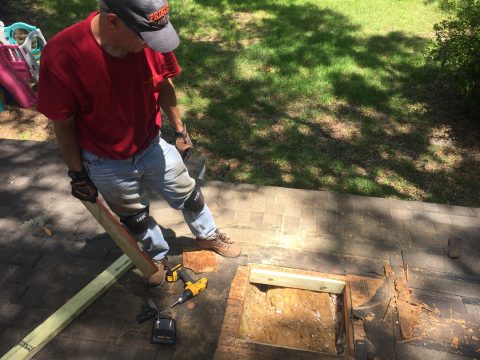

{"left": 68, "top": 168, "right": 98, "bottom": 203}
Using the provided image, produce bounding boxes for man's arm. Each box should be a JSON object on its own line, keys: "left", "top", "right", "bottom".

{"left": 52, "top": 116, "right": 83, "bottom": 171}
{"left": 157, "top": 78, "right": 183, "bottom": 132}
{"left": 52, "top": 116, "right": 98, "bottom": 203}
{"left": 158, "top": 78, "right": 193, "bottom": 160}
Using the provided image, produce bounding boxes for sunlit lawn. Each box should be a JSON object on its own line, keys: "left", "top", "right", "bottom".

{"left": 170, "top": 0, "right": 477, "bottom": 205}
{"left": 4, "top": 0, "right": 478, "bottom": 205}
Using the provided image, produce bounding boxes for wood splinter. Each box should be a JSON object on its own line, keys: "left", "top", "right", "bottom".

{"left": 382, "top": 296, "right": 396, "bottom": 323}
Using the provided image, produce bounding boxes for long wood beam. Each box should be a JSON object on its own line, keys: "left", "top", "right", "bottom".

{"left": 249, "top": 268, "right": 346, "bottom": 294}
{"left": 82, "top": 199, "right": 157, "bottom": 277}
{"left": 1, "top": 255, "right": 132, "bottom": 360}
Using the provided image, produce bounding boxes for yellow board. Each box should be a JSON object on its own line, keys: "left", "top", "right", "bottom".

{"left": 1, "top": 255, "right": 132, "bottom": 360}
{"left": 249, "top": 267, "right": 345, "bottom": 294}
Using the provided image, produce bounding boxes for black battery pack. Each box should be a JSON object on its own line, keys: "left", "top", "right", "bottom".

{"left": 151, "top": 316, "right": 176, "bottom": 345}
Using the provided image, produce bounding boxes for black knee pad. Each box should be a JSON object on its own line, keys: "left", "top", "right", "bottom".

{"left": 121, "top": 208, "right": 156, "bottom": 235}
{"left": 184, "top": 184, "right": 205, "bottom": 213}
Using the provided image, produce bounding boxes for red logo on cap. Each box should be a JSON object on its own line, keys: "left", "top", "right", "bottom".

{"left": 148, "top": 4, "right": 169, "bottom": 24}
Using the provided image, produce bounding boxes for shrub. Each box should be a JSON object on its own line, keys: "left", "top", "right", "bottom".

{"left": 429, "top": 0, "right": 480, "bottom": 114}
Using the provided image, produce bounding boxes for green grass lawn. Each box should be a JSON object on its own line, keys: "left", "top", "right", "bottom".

{"left": 2, "top": 0, "right": 478, "bottom": 206}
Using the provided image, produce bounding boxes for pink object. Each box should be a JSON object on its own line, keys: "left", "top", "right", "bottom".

{"left": 0, "top": 43, "right": 36, "bottom": 109}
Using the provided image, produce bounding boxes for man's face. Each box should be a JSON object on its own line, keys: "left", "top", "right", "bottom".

{"left": 111, "top": 14, "right": 147, "bottom": 53}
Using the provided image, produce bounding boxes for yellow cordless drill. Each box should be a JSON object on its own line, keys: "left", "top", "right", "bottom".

{"left": 166, "top": 264, "right": 208, "bottom": 307}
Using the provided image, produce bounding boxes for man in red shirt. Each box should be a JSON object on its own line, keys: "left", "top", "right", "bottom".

{"left": 37, "top": 0, "right": 241, "bottom": 286}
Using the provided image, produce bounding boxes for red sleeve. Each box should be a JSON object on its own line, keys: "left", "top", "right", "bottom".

{"left": 157, "top": 51, "right": 181, "bottom": 78}
{"left": 37, "top": 44, "right": 78, "bottom": 121}
{"left": 144, "top": 48, "right": 181, "bottom": 92}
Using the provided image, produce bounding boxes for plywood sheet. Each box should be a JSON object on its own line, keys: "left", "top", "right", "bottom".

{"left": 183, "top": 250, "right": 217, "bottom": 273}
{"left": 238, "top": 283, "right": 337, "bottom": 354}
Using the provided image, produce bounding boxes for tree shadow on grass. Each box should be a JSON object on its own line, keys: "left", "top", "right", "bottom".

{"left": 0, "top": 0, "right": 97, "bottom": 38}
{"left": 176, "top": 0, "right": 479, "bottom": 206}
{"left": 1, "top": 0, "right": 477, "bottom": 205}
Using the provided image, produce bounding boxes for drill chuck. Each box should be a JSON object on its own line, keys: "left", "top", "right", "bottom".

{"left": 171, "top": 289, "right": 193, "bottom": 307}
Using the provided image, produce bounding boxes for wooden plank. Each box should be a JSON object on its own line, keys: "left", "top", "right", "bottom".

{"left": 82, "top": 199, "right": 156, "bottom": 277}
{"left": 249, "top": 268, "right": 345, "bottom": 294}
{"left": 217, "top": 299, "right": 243, "bottom": 347}
{"left": 251, "top": 263, "right": 346, "bottom": 282}
{"left": 343, "top": 283, "right": 355, "bottom": 358}
{"left": 234, "top": 339, "right": 344, "bottom": 359}
{"left": 227, "top": 266, "right": 249, "bottom": 302}
{"left": 217, "top": 267, "right": 250, "bottom": 348}
{"left": 1, "top": 255, "right": 132, "bottom": 360}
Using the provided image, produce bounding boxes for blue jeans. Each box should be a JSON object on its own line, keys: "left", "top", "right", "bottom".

{"left": 81, "top": 136, "right": 216, "bottom": 260}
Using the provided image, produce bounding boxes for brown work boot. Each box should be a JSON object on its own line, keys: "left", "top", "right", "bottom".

{"left": 197, "top": 230, "right": 241, "bottom": 258}
{"left": 146, "top": 257, "right": 168, "bottom": 287}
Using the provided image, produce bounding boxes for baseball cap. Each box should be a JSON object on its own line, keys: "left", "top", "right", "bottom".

{"left": 103, "top": 0, "right": 180, "bottom": 52}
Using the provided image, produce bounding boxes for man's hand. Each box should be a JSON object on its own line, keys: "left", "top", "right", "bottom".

{"left": 175, "top": 124, "right": 193, "bottom": 161}
{"left": 68, "top": 168, "right": 98, "bottom": 203}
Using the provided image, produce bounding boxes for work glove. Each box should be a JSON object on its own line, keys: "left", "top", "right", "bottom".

{"left": 67, "top": 168, "right": 98, "bottom": 203}
{"left": 175, "top": 124, "right": 193, "bottom": 161}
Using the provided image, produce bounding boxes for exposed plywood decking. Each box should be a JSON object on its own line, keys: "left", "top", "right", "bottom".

{"left": 215, "top": 265, "right": 347, "bottom": 359}
{"left": 238, "top": 285, "right": 337, "bottom": 353}
{"left": 249, "top": 267, "right": 346, "bottom": 294}
{"left": 1, "top": 255, "right": 132, "bottom": 360}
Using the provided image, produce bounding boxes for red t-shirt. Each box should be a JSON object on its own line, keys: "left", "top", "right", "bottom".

{"left": 37, "top": 12, "right": 181, "bottom": 159}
